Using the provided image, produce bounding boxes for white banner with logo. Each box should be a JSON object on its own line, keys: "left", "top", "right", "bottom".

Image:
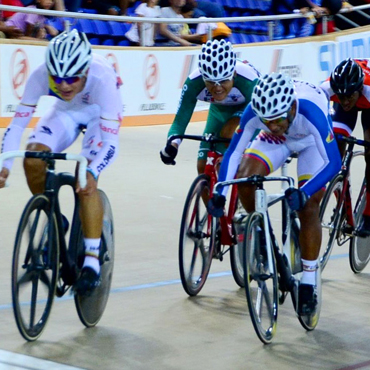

{"left": 1, "top": 29, "right": 370, "bottom": 123}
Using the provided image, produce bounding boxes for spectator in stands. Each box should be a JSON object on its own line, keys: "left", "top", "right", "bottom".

{"left": 81, "top": 0, "right": 128, "bottom": 15}
{"left": 125, "top": 0, "right": 160, "bottom": 46}
{"left": 2, "top": 0, "right": 24, "bottom": 20}
{"left": 271, "top": 0, "right": 345, "bottom": 39}
{"left": 298, "top": 0, "right": 347, "bottom": 35}
{"left": 0, "top": 0, "right": 23, "bottom": 38}
{"left": 158, "top": 0, "right": 193, "bottom": 46}
{"left": 186, "top": 0, "right": 224, "bottom": 18}
{"left": 63, "top": 0, "right": 82, "bottom": 12}
{"left": 5, "top": 0, "right": 59, "bottom": 39}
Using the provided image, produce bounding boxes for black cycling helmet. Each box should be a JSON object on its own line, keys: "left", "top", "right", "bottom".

{"left": 330, "top": 58, "right": 364, "bottom": 96}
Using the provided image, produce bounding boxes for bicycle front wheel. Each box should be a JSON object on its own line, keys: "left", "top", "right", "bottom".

{"left": 319, "top": 174, "right": 344, "bottom": 271}
{"left": 179, "top": 174, "right": 216, "bottom": 296}
{"left": 349, "top": 180, "right": 370, "bottom": 273}
{"left": 230, "top": 196, "right": 245, "bottom": 288}
{"left": 75, "top": 189, "right": 115, "bottom": 327}
{"left": 243, "top": 212, "right": 278, "bottom": 344}
{"left": 12, "top": 194, "right": 59, "bottom": 341}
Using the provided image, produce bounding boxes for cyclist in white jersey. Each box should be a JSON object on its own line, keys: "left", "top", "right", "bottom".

{"left": 207, "top": 73, "right": 341, "bottom": 316}
{"left": 0, "top": 29, "right": 123, "bottom": 295}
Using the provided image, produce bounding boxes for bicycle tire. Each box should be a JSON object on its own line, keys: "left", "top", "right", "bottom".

{"left": 243, "top": 212, "right": 278, "bottom": 344}
{"left": 11, "top": 194, "right": 59, "bottom": 341}
{"left": 179, "top": 174, "right": 216, "bottom": 296}
{"left": 319, "top": 174, "right": 344, "bottom": 271}
{"left": 349, "top": 180, "right": 370, "bottom": 273}
{"left": 75, "top": 189, "right": 115, "bottom": 327}
{"left": 230, "top": 196, "right": 245, "bottom": 288}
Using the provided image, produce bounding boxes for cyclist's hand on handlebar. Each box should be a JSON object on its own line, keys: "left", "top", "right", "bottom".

{"left": 207, "top": 193, "right": 226, "bottom": 217}
{"left": 160, "top": 143, "right": 178, "bottom": 165}
{"left": 76, "top": 170, "right": 98, "bottom": 196}
{"left": 0, "top": 167, "right": 9, "bottom": 189}
{"left": 285, "top": 187, "right": 308, "bottom": 211}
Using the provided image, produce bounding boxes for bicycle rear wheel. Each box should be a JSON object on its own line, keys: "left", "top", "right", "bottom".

{"left": 75, "top": 190, "right": 115, "bottom": 327}
{"left": 179, "top": 174, "right": 216, "bottom": 296}
{"left": 349, "top": 180, "right": 370, "bottom": 273}
{"left": 319, "top": 174, "right": 344, "bottom": 271}
{"left": 243, "top": 212, "right": 278, "bottom": 344}
{"left": 12, "top": 194, "right": 59, "bottom": 341}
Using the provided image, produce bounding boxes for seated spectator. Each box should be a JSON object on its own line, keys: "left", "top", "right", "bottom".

{"left": 158, "top": 0, "right": 193, "bottom": 46}
{"left": 5, "top": 0, "right": 58, "bottom": 39}
{"left": 81, "top": 0, "right": 128, "bottom": 15}
{"left": 298, "top": 0, "right": 346, "bottom": 36}
{"left": 0, "top": 0, "right": 23, "bottom": 38}
{"left": 63, "top": 0, "right": 82, "bottom": 12}
{"left": 187, "top": 0, "right": 224, "bottom": 18}
{"left": 125, "top": 0, "right": 160, "bottom": 46}
{"left": 2, "top": 0, "right": 24, "bottom": 20}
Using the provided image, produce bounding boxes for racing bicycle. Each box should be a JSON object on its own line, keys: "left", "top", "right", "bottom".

{"left": 167, "top": 134, "right": 245, "bottom": 296}
{"left": 319, "top": 134, "right": 370, "bottom": 273}
{"left": 215, "top": 165, "right": 321, "bottom": 344}
{"left": 0, "top": 150, "right": 114, "bottom": 341}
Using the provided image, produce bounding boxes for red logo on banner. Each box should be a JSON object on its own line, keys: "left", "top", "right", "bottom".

{"left": 106, "top": 52, "right": 120, "bottom": 74}
{"left": 144, "top": 54, "right": 159, "bottom": 100}
{"left": 10, "top": 49, "right": 29, "bottom": 100}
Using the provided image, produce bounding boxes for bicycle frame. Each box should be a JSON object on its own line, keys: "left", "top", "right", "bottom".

{"left": 216, "top": 174, "right": 296, "bottom": 280}
{"left": 333, "top": 135, "right": 367, "bottom": 239}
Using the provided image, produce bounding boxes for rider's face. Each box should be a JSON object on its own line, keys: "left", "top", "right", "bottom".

{"left": 204, "top": 77, "right": 234, "bottom": 102}
{"left": 337, "top": 91, "right": 360, "bottom": 111}
{"left": 53, "top": 76, "right": 86, "bottom": 101}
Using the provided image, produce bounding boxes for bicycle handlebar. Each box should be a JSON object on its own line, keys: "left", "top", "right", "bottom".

{"left": 0, "top": 150, "right": 88, "bottom": 189}
{"left": 168, "top": 133, "right": 231, "bottom": 144}
{"left": 214, "top": 174, "right": 295, "bottom": 193}
{"left": 336, "top": 134, "right": 370, "bottom": 148}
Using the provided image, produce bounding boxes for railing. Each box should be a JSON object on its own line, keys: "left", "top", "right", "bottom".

{"left": 1, "top": 3, "right": 370, "bottom": 45}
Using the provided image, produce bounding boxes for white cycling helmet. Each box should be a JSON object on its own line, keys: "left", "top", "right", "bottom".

{"left": 198, "top": 39, "right": 236, "bottom": 82}
{"left": 251, "top": 72, "right": 296, "bottom": 120}
{"left": 46, "top": 29, "right": 92, "bottom": 77}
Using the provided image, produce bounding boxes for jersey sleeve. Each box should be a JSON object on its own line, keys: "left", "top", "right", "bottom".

{"left": 217, "top": 104, "right": 259, "bottom": 196}
{"left": 1, "top": 65, "right": 48, "bottom": 170}
{"left": 86, "top": 68, "right": 122, "bottom": 178}
{"left": 299, "top": 99, "right": 341, "bottom": 197}
{"left": 167, "top": 76, "right": 204, "bottom": 138}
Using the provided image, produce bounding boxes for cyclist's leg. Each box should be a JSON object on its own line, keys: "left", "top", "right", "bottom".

{"left": 237, "top": 130, "right": 289, "bottom": 212}
{"left": 296, "top": 143, "right": 327, "bottom": 315}
{"left": 76, "top": 115, "right": 105, "bottom": 292}
{"left": 24, "top": 107, "right": 81, "bottom": 194}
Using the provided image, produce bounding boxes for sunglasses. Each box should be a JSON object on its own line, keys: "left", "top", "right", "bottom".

{"left": 51, "top": 75, "right": 82, "bottom": 85}
{"left": 259, "top": 113, "right": 288, "bottom": 125}
{"left": 204, "top": 75, "right": 234, "bottom": 87}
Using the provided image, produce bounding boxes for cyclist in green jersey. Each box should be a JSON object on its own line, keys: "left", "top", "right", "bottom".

{"left": 160, "top": 39, "right": 261, "bottom": 174}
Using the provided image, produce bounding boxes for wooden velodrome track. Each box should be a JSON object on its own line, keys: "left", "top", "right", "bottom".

{"left": 0, "top": 122, "right": 370, "bottom": 370}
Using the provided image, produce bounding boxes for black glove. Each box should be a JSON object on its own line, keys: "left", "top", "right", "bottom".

{"left": 207, "top": 193, "right": 226, "bottom": 217}
{"left": 160, "top": 143, "right": 178, "bottom": 165}
{"left": 285, "top": 187, "right": 308, "bottom": 211}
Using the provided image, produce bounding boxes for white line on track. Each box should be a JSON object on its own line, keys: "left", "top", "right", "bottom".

{"left": 0, "top": 350, "right": 85, "bottom": 370}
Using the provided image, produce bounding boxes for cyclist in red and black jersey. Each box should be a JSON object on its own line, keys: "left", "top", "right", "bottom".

{"left": 321, "top": 58, "right": 370, "bottom": 236}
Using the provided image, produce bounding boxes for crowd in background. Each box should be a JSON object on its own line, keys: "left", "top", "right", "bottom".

{"left": 0, "top": 0, "right": 367, "bottom": 45}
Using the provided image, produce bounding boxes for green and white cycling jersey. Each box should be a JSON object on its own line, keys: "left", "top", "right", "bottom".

{"left": 168, "top": 60, "right": 261, "bottom": 158}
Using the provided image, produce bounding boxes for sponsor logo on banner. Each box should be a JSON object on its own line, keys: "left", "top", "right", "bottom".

{"left": 10, "top": 48, "right": 29, "bottom": 100}
{"left": 143, "top": 54, "right": 159, "bottom": 100}
{"left": 105, "top": 52, "right": 123, "bottom": 88}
